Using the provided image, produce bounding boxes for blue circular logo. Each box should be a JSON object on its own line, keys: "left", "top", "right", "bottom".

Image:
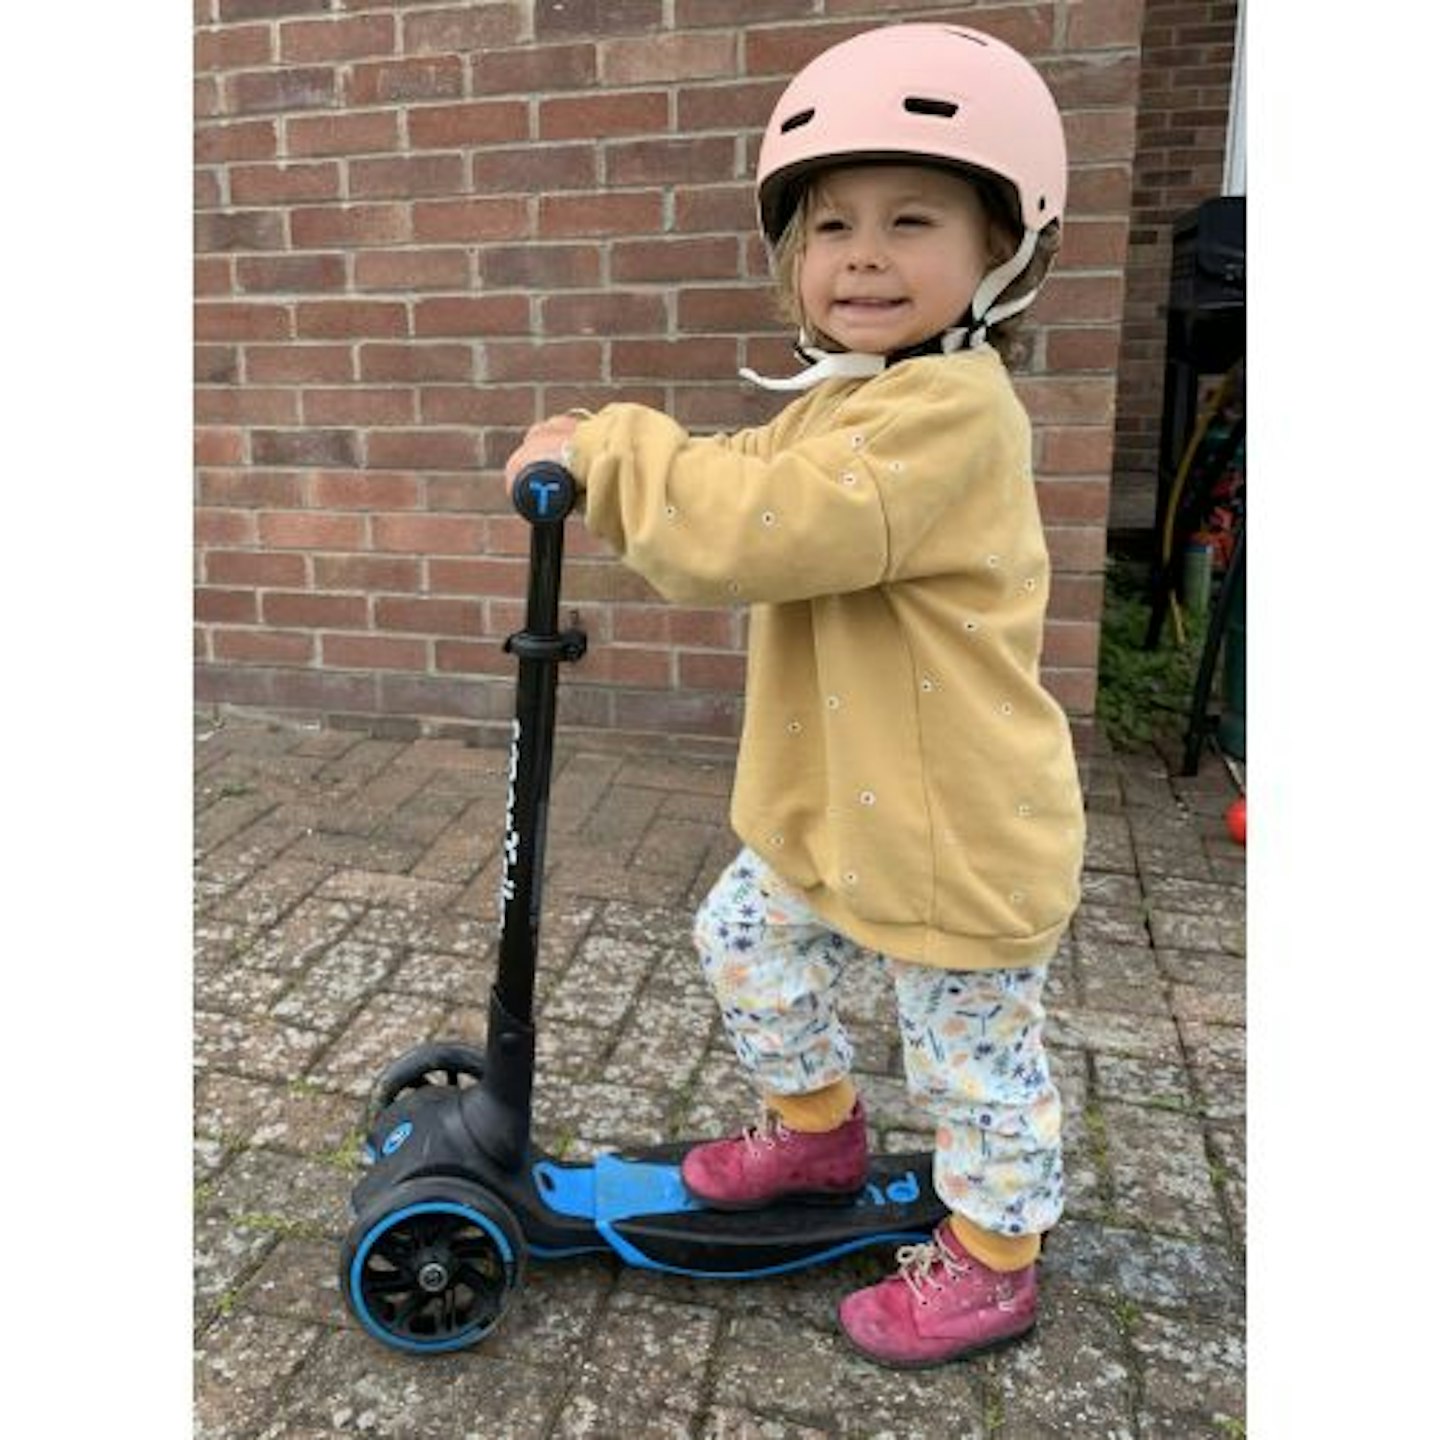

{"left": 381, "top": 1121, "right": 413, "bottom": 1157}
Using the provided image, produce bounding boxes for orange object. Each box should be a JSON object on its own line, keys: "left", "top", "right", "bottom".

{"left": 1225, "top": 797, "right": 1246, "bottom": 846}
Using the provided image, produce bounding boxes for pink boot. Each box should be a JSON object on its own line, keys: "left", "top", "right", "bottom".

{"left": 839, "top": 1221, "right": 1037, "bottom": 1368}
{"left": 680, "top": 1100, "right": 869, "bottom": 1210}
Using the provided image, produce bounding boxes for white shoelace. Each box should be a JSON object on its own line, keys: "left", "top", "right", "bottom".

{"left": 740, "top": 1105, "right": 792, "bottom": 1156}
{"left": 896, "top": 1238, "right": 973, "bottom": 1303}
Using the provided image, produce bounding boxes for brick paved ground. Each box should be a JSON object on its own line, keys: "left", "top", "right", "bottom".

{"left": 194, "top": 712, "right": 1245, "bottom": 1439}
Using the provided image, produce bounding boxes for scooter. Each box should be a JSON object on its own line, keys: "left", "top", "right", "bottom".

{"left": 339, "top": 461, "right": 947, "bottom": 1354}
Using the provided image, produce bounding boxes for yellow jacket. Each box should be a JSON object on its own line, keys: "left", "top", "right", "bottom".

{"left": 568, "top": 348, "right": 1084, "bottom": 970}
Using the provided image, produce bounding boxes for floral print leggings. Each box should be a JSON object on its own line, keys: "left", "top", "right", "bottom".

{"left": 695, "top": 848, "right": 1064, "bottom": 1239}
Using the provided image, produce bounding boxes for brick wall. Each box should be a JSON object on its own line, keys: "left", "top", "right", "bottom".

{"left": 1110, "top": 0, "right": 1238, "bottom": 523}
{"left": 195, "top": 0, "right": 1145, "bottom": 750}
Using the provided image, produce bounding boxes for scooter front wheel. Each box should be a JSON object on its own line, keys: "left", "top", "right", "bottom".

{"left": 340, "top": 1177, "right": 525, "bottom": 1354}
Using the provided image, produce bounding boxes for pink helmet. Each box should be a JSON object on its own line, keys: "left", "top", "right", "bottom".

{"left": 756, "top": 23, "right": 1068, "bottom": 246}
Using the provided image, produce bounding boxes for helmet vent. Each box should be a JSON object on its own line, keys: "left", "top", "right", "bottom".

{"left": 780, "top": 107, "right": 815, "bottom": 134}
{"left": 903, "top": 96, "right": 960, "bottom": 119}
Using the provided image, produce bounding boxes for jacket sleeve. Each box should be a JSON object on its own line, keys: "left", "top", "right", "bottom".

{"left": 567, "top": 362, "right": 1021, "bottom": 606}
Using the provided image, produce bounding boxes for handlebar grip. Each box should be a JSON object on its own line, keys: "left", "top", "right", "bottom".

{"left": 512, "top": 460, "right": 577, "bottom": 525}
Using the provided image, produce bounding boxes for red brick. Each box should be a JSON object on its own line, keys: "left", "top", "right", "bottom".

{"left": 481, "top": 340, "right": 602, "bottom": 383}
{"left": 258, "top": 510, "right": 367, "bottom": 549}
{"left": 323, "top": 634, "right": 429, "bottom": 671}
{"left": 434, "top": 639, "right": 513, "bottom": 677}
{"left": 195, "top": 506, "right": 256, "bottom": 544}
{"left": 252, "top": 428, "right": 361, "bottom": 467}
{"left": 359, "top": 343, "right": 474, "bottom": 383}
{"left": 285, "top": 110, "right": 401, "bottom": 157}
{"left": 407, "top": 100, "right": 529, "bottom": 150}
{"left": 1042, "top": 524, "right": 1108, "bottom": 574}
{"left": 414, "top": 295, "right": 531, "bottom": 337}
{"left": 196, "top": 210, "right": 286, "bottom": 253}
{"left": 677, "top": 286, "right": 778, "bottom": 333}
{"left": 1045, "top": 326, "right": 1123, "bottom": 372}
{"left": 346, "top": 56, "right": 465, "bottom": 106}
{"left": 219, "top": 0, "right": 328, "bottom": 17}
{"left": 478, "top": 244, "right": 602, "bottom": 291}
{"left": 263, "top": 590, "right": 370, "bottom": 628}
{"left": 1040, "top": 667, "right": 1097, "bottom": 715}
{"left": 412, "top": 197, "right": 529, "bottom": 243}
{"left": 295, "top": 300, "right": 408, "bottom": 339}
{"left": 278, "top": 14, "right": 396, "bottom": 63}
{"left": 611, "top": 236, "right": 741, "bottom": 284}
{"left": 428, "top": 556, "right": 528, "bottom": 596}
{"left": 199, "top": 469, "right": 308, "bottom": 509}
{"left": 236, "top": 253, "right": 347, "bottom": 293}
{"left": 419, "top": 387, "right": 536, "bottom": 427}
{"left": 196, "top": 587, "right": 259, "bottom": 624}
{"left": 229, "top": 66, "right": 337, "bottom": 115}
{"left": 195, "top": 387, "right": 299, "bottom": 426}
{"left": 404, "top": 4, "right": 525, "bottom": 54}
{"left": 1049, "top": 573, "right": 1106, "bottom": 624}
{"left": 677, "top": 651, "right": 745, "bottom": 692}
{"left": 195, "top": 302, "right": 291, "bottom": 341}
{"left": 678, "top": 79, "right": 782, "bottom": 132}
{"left": 1014, "top": 376, "right": 1116, "bottom": 426}
{"left": 205, "top": 549, "right": 308, "bottom": 586}
{"left": 194, "top": 256, "right": 231, "bottom": 296}
{"left": 195, "top": 23, "right": 272, "bottom": 71}
{"left": 313, "top": 554, "right": 421, "bottom": 592}
{"left": 538, "top": 191, "right": 664, "bottom": 238}
{"left": 195, "top": 430, "right": 247, "bottom": 467}
{"left": 538, "top": 92, "right": 667, "bottom": 141}
{"left": 607, "top": 136, "right": 738, "bottom": 187}
{"left": 310, "top": 470, "right": 421, "bottom": 510}
{"left": 1035, "top": 478, "right": 1112, "bottom": 525}
{"left": 473, "top": 145, "right": 597, "bottom": 195}
{"left": 472, "top": 42, "right": 596, "bottom": 96}
{"left": 195, "top": 118, "right": 277, "bottom": 163}
{"left": 375, "top": 595, "right": 485, "bottom": 635}
{"left": 1031, "top": 274, "right": 1126, "bottom": 325}
{"left": 213, "top": 629, "right": 316, "bottom": 664}
{"left": 1036, "top": 425, "right": 1116, "bottom": 475}
{"left": 291, "top": 203, "right": 412, "bottom": 248}
{"left": 365, "top": 430, "right": 480, "bottom": 472}
{"left": 536, "top": 0, "right": 662, "bottom": 38}
{"left": 354, "top": 248, "right": 471, "bottom": 292}
{"left": 195, "top": 344, "right": 239, "bottom": 384}
{"left": 600, "top": 32, "right": 735, "bottom": 85}
{"left": 302, "top": 388, "right": 417, "bottom": 427}
{"left": 542, "top": 292, "right": 667, "bottom": 337}
{"left": 611, "top": 337, "right": 737, "bottom": 381}
{"left": 348, "top": 154, "right": 466, "bottom": 200}
{"left": 247, "top": 344, "right": 355, "bottom": 384}
{"left": 673, "top": 183, "right": 752, "bottom": 234}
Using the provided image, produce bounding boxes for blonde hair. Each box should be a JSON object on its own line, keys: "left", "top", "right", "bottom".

{"left": 769, "top": 164, "right": 1059, "bottom": 370}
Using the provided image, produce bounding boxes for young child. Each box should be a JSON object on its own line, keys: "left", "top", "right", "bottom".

{"left": 505, "top": 24, "right": 1086, "bottom": 1368}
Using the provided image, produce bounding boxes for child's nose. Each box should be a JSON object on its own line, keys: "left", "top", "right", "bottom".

{"left": 845, "top": 234, "right": 888, "bottom": 269}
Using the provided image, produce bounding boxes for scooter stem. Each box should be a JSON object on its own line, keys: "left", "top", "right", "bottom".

{"left": 466, "top": 460, "right": 586, "bottom": 1170}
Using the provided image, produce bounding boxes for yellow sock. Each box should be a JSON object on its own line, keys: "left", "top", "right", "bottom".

{"left": 948, "top": 1213, "right": 1041, "bottom": 1272}
{"left": 765, "top": 1078, "right": 859, "bottom": 1133}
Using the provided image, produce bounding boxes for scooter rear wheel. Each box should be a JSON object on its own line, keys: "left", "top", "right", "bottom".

{"left": 370, "top": 1041, "right": 487, "bottom": 1114}
{"left": 340, "top": 1177, "right": 525, "bottom": 1354}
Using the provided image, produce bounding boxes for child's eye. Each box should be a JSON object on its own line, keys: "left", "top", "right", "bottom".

{"left": 894, "top": 214, "right": 934, "bottom": 228}
{"left": 813, "top": 217, "right": 847, "bottom": 234}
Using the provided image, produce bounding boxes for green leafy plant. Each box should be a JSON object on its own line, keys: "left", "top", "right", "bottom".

{"left": 1096, "top": 559, "right": 1202, "bottom": 750}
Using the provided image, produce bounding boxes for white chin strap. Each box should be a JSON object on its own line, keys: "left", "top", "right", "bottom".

{"left": 739, "top": 229, "right": 1041, "bottom": 394}
{"left": 738, "top": 347, "right": 885, "bottom": 393}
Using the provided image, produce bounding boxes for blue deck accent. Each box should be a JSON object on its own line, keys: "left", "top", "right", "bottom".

{"left": 530, "top": 1155, "right": 930, "bottom": 1279}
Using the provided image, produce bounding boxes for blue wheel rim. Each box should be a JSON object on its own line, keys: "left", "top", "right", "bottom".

{"left": 347, "top": 1199, "right": 518, "bottom": 1354}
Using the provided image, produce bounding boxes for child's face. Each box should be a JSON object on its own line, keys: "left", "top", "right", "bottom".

{"left": 796, "top": 165, "right": 998, "bottom": 355}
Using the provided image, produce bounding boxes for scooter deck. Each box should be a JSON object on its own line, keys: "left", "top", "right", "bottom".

{"left": 533, "top": 1143, "right": 946, "bottom": 1277}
